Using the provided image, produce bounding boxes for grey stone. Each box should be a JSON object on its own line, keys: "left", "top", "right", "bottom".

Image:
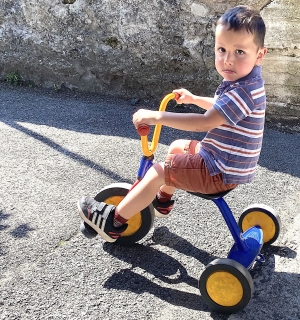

{"left": 0, "top": 0, "right": 299, "bottom": 120}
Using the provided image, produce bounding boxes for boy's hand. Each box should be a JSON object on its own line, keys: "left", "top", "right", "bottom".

{"left": 173, "top": 89, "right": 214, "bottom": 111}
{"left": 132, "top": 109, "right": 158, "bottom": 128}
{"left": 173, "top": 88, "right": 195, "bottom": 104}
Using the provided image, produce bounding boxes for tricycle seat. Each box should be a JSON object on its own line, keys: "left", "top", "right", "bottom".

{"left": 188, "top": 189, "right": 234, "bottom": 200}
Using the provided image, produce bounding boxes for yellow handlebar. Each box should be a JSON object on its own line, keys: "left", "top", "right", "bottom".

{"left": 140, "top": 92, "right": 178, "bottom": 157}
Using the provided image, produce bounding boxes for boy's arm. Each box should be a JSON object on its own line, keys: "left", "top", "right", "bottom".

{"left": 173, "top": 89, "right": 214, "bottom": 110}
{"left": 133, "top": 107, "right": 226, "bottom": 132}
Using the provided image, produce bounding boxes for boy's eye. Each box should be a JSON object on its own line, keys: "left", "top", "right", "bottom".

{"left": 236, "top": 49, "right": 245, "bottom": 55}
{"left": 217, "top": 47, "right": 226, "bottom": 53}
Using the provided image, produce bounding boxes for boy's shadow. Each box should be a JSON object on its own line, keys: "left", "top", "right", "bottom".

{"left": 104, "top": 269, "right": 210, "bottom": 312}
{"left": 103, "top": 226, "right": 297, "bottom": 315}
{"left": 104, "top": 226, "right": 217, "bottom": 287}
{"left": 103, "top": 227, "right": 219, "bottom": 312}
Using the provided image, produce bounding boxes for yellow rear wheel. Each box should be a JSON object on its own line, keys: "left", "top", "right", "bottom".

{"left": 199, "top": 258, "right": 253, "bottom": 313}
{"left": 94, "top": 183, "right": 154, "bottom": 245}
{"left": 238, "top": 204, "right": 281, "bottom": 245}
{"left": 206, "top": 271, "right": 243, "bottom": 306}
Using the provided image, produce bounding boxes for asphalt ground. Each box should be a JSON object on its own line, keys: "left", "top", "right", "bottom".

{"left": 1, "top": 82, "right": 300, "bottom": 320}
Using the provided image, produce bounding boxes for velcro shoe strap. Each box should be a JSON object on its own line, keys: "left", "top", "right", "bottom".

{"left": 99, "top": 204, "right": 115, "bottom": 231}
{"left": 90, "top": 202, "right": 114, "bottom": 229}
{"left": 90, "top": 200, "right": 107, "bottom": 227}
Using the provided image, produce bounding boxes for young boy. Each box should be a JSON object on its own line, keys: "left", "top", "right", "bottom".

{"left": 78, "top": 5, "right": 268, "bottom": 242}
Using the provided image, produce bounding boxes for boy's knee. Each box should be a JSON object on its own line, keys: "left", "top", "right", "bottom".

{"left": 148, "top": 162, "right": 166, "bottom": 185}
{"left": 168, "top": 139, "right": 187, "bottom": 154}
{"left": 152, "top": 162, "right": 165, "bottom": 175}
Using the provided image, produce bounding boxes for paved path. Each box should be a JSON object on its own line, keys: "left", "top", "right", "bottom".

{"left": 1, "top": 83, "right": 300, "bottom": 320}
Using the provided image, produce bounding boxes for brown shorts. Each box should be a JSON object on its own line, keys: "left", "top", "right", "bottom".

{"left": 164, "top": 140, "right": 238, "bottom": 194}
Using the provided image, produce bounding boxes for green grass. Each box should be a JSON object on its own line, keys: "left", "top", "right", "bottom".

{"left": 6, "top": 72, "right": 23, "bottom": 86}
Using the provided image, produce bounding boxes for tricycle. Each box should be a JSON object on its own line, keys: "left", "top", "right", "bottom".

{"left": 80, "top": 93, "right": 281, "bottom": 313}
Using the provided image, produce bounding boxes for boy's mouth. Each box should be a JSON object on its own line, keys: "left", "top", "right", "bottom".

{"left": 222, "top": 69, "right": 236, "bottom": 74}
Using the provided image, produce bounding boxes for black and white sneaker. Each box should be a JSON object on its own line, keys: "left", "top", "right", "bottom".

{"left": 152, "top": 197, "right": 174, "bottom": 218}
{"left": 77, "top": 196, "right": 127, "bottom": 243}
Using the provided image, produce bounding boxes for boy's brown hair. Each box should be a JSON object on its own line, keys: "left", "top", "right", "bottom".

{"left": 217, "top": 5, "right": 266, "bottom": 49}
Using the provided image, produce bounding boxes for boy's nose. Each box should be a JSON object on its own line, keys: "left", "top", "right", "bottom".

{"left": 224, "top": 52, "right": 234, "bottom": 65}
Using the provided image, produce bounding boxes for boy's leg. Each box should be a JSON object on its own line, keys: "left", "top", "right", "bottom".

{"left": 117, "top": 162, "right": 165, "bottom": 219}
{"left": 153, "top": 139, "right": 200, "bottom": 217}
{"left": 78, "top": 139, "right": 200, "bottom": 241}
{"left": 78, "top": 162, "right": 166, "bottom": 242}
{"left": 159, "top": 139, "right": 199, "bottom": 195}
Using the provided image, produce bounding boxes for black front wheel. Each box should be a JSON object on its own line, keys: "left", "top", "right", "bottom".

{"left": 93, "top": 182, "right": 155, "bottom": 245}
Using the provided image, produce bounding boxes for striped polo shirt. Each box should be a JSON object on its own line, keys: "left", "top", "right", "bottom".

{"left": 200, "top": 66, "right": 266, "bottom": 184}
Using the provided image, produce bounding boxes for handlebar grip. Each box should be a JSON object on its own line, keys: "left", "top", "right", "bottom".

{"left": 174, "top": 92, "right": 181, "bottom": 101}
{"left": 137, "top": 124, "right": 150, "bottom": 136}
{"left": 137, "top": 93, "right": 180, "bottom": 137}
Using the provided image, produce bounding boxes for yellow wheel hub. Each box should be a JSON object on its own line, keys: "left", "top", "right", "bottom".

{"left": 104, "top": 196, "right": 142, "bottom": 237}
{"left": 241, "top": 211, "right": 276, "bottom": 243}
{"left": 206, "top": 271, "right": 243, "bottom": 306}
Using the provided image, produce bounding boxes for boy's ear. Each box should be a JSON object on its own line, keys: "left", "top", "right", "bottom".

{"left": 256, "top": 47, "right": 268, "bottom": 65}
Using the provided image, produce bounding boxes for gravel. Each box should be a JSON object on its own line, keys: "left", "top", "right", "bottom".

{"left": 1, "top": 82, "right": 300, "bottom": 320}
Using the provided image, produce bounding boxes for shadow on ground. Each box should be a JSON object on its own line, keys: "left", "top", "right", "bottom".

{"left": 0, "top": 209, "right": 36, "bottom": 257}
{"left": 101, "top": 226, "right": 297, "bottom": 319}
{"left": 1, "top": 83, "right": 300, "bottom": 180}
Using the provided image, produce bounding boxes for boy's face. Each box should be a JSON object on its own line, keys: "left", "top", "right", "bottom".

{"left": 215, "top": 24, "right": 267, "bottom": 81}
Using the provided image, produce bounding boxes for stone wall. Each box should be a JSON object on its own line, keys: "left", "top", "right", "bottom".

{"left": 261, "top": 0, "right": 300, "bottom": 122}
{"left": 0, "top": 0, "right": 299, "bottom": 120}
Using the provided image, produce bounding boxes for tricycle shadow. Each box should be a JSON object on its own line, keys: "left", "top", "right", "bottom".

{"left": 102, "top": 227, "right": 216, "bottom": 312}
{"left": 104, "top": 226, "right": 217, "bottom": 286}
{"left": 104, "top": 269, "right": 210, "bottom": 312}
{"left": 103, "top": 227, "right": 225, "bottom": 319}
{"left": 251, "top": 244, "right": 297, "bottom": 279}
{"left": 102, "top": 226, "right": 297, "bottom": 316}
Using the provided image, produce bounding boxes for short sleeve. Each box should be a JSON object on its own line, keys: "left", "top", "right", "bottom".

{"left": 213, "top": 86, "right": 255, "bottom": 125}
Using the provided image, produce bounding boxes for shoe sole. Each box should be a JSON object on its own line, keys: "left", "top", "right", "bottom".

{"left": 77, "top": 202, "right": 117, "bottom": 243}
{"left": 154, "top": 208, "right": 171, "bottom": 218}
